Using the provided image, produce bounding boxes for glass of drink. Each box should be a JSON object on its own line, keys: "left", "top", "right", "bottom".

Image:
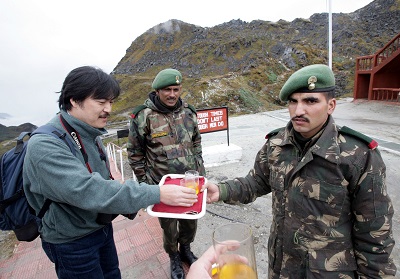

{"left": 212, "top": 223, "right": 258, "bottom": 279}
{"left": 182, "top": 170, "right": 200, "bottom": 194}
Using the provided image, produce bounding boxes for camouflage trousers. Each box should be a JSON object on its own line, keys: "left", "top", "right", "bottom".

{"left": 268, "top": 269, "right": 359, "bottom": 279}
{"left": 158, "top": 217, "right": 197, "bottom": 254}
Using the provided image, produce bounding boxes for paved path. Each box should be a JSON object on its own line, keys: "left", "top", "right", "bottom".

{"left": 0, "top": 211, "right": 188, "bottom": 279}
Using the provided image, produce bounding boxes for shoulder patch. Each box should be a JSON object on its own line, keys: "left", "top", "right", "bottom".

{"left": 185, "top": 104, "right": 197, "bottom": 115}
{"left": 265, "top": 127, "right": 284, "bottom": 140}
{"left": 130, "top": 105, "right": 147, "bottom": 119}
{"left": 339, "top": 126, "right": 378, "bottom": 149}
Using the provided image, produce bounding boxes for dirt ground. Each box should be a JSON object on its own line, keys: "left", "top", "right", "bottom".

{"left": 0, "top": 232, "right": 17, "bottom": 261}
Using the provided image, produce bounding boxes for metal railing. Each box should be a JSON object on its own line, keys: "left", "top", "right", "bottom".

{"left": 107, "top": 142, "right": 137, "bottom": 182}
{"left": 356, "top": 33, "right": 400, "bottom": 71}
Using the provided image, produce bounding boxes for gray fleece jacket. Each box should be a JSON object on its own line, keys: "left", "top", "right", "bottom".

{"left": 23, "top": 110, "right": 160, "bottom": 244}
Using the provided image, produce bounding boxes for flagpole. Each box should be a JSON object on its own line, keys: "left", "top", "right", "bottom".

{"left": 328, "top": 0, "right": 332, "bottom": 69}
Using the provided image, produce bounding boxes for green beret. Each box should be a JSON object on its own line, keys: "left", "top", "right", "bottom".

{"left": 152, "top": 68, "right": 182, "bottom": 90}
{"left": 279, "top": 64, "right": 335, "bottom": 101}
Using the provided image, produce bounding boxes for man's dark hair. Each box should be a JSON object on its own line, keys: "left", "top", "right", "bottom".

{"left": 326, "top": 89, "right": 335, "bottom": 100}
{"left": 58, "top": 66, "right": 120, "bottom": 111}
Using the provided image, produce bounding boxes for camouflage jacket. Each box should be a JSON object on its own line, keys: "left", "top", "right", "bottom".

{"left": 219, "top": 116, "right": 396, "bottom": 278}
{"left": 127, "top": 93, "right": 205, "bottom": 184}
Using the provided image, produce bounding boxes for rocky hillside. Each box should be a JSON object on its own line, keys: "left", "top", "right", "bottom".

{"left": 0, "top": 123, "right": 37, "bottom": 156}
{"left": 110, "top": 0, "right": 399, "bottom": 121}
{"left": 1, "top": 0, "right": 398, "bottom": 149}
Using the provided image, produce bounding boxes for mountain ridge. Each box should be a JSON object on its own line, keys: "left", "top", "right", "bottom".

{"left": 1, "top": 0, "right": 399, "bottom": 153}
{"left": 110, "top": 0, "right": 399, "bottom": 121}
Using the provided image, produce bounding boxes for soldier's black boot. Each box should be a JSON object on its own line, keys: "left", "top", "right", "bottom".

{"left": 169, "top": 252, "right": 185, "bottom": 279}
{"left": 179, "top": 244, "right": 198, "bottom": 266}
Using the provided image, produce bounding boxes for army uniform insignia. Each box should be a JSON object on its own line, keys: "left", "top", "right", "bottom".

{"left": 308, "top": 76, "right": 317, "bottom": 90}
{"left": 151, "top": 131, "right": 169, "bottom": 139}
{"left": 176, "top": 76, "right": 180, "bottom": 84}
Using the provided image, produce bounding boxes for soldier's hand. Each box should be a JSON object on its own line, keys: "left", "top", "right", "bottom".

{"left": 203, "top": 182, "right": 220, "bottom": 203}
{"left": 159, "top": 184, "right": 198, "bottom": 207}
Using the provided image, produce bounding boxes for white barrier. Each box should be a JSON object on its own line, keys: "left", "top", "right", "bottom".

{"left": 106, "top": 143, "right": 137, "bottom": 181}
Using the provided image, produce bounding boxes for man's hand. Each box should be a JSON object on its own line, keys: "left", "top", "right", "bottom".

{"left": 160, "top": 184, "right": 198, "bottom": 207}
{"left": 186, "top": 246, "right": 216, "bottom": 279}
{"left": 202, "top": 182, "right": 220, "bottom": 203}
{"left": 186, "top": 244, "right": 247, "bottom": 279}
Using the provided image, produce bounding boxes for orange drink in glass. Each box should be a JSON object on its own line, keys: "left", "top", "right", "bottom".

{"left": 212, "top": 223, "right": 258, "bottom": 279}
{"left": 183, "top": 170, "right": 200, "bottom": 194}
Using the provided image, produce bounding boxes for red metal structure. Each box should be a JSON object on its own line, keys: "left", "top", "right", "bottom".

{"left": 353, "top": 32, "right": 400, "bottom": 101}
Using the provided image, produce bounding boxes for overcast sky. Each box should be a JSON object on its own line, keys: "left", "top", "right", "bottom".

{"left": 0, "top": 0, "right": 374, "bottom": 127}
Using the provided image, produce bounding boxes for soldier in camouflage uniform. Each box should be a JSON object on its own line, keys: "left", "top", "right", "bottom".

{"left": 127, "top": 68, "right": 206, "bottom": 279}
{"left": 205, "top": 64, "right": 396, "bottom": 278}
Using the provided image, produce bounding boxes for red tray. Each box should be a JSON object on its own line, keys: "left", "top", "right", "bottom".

{"left": 147, "top": 174, "right": 207, "bottom": 219}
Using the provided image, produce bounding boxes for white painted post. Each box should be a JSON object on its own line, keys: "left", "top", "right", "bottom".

{"left": 328, "top": 0, "right": 332, "bottom": 69}
{"left": 118, "top": 149, "right": 124, "bottom": 181}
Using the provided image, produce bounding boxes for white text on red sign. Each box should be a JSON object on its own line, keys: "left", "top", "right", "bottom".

{"left": 197, "top": 107, "right": 228, "bottom": 133}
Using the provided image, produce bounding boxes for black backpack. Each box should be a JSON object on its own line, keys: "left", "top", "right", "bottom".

{"left": 0, "top": 125, "right": 75, "bottom": 242}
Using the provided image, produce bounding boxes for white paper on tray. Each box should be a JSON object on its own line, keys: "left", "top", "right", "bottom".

{"left": 146, "top": 174, "right": 207, "bottom": 220}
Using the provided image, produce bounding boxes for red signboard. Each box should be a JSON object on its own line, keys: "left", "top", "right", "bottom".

{"left": 197, "top": 107, "right": 228, "bottom": 134}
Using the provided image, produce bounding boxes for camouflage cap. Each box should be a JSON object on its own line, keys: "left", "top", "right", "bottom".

{"left": 152, "top": 68, "right": 182, "bottom": 90}
{"left": 279, "top": 64, "right": 335, "bottom": 101}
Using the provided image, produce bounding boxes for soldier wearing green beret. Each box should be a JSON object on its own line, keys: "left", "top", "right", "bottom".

{"left": 204, "top": 64, "right": 396, "bottom": 278}
{"left": 127, "top": 68, "right": 206, "bottom": 279}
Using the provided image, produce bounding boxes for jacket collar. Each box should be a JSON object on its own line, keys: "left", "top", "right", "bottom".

{"left": 146, "top": 91, "right": 183, "bottom": 113}
{"left": 58, "top": 110, "right": 107, "bottom": 141}
{"left": 274, "top": 115, "right": 341, "bottom": 164}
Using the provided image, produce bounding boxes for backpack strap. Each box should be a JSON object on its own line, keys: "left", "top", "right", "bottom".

{"left": 0, "top": 125, "right": 77, "bottom": 215}
{"left": 0, "top": 189, "right": 24, "bottom": 213}
{"left": 28, "top": 123, "right": 78, "bottom": 218}
{"left": 37, "top": 199, "right": 52, "bottom": 218}
{"left": 0, "top": 185, "right": 63, "bottom": 216}
{"left": 32, "top": 125, "right": 76, "bottom": 156}
{"left": 14, "top": 132, "right": 31, "bottom": 153}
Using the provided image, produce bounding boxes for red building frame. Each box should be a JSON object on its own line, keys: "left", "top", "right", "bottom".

{"left": 353, "top": 32, "right": 400, "bottom": 101}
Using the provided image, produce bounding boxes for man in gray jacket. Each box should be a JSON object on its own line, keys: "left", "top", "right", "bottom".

{"left": 23, "top": 66, "right": 198, "bottom": 279}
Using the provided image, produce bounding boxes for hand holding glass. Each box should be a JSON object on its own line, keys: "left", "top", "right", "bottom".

{"left": 180, "top": 170, "right": 200, "bottom": 194}
{"left": 212, "top": 223, "right": 258, "bottom": 279}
